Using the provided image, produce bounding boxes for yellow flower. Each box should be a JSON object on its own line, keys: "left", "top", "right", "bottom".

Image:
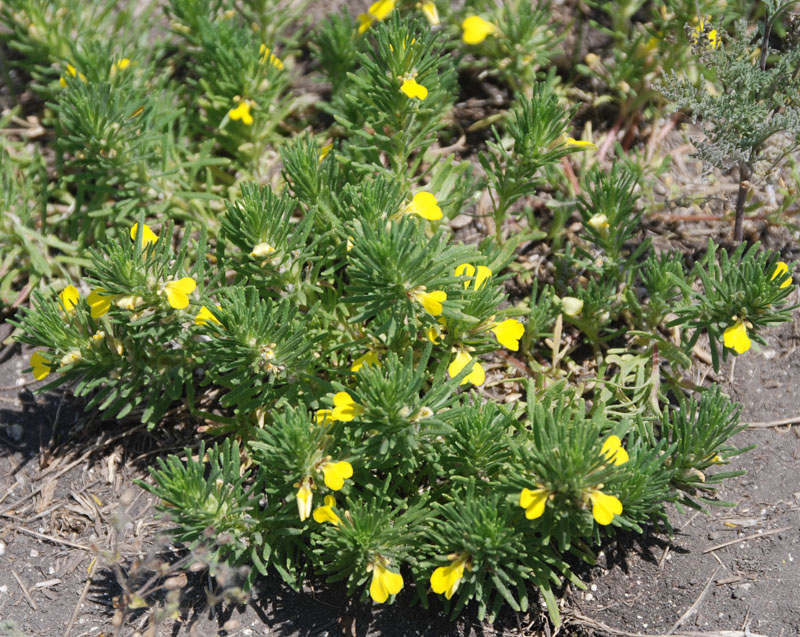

{"left": 405, "top": 191, "right": 441, "bottom": 220}
{"left": 430, "top": 554, "right": 468, "bottom": 599}
{"left": 163, "top": 277, "right": 197, "bottom": 310}
{"left": 448, "top": 349, "right": 485, "bottom": 386}
{"left": 410, "top": 289, "right": 446, "bottom": 316}
{"left": 426, "top": 317, "right": 447, "bottom": 345}
{"left": 315, "top": 408, "right": 334, "bottom": 424}
{"left": 30, "top": 351, "right": 51, "bottom": 381}
{"left": 351, "top": 350, "right": 381, "bottom": 372}
{"left": 116, "top": 58, "right": 131, "bottom": 70}
{"left": 259, "top": 44, "right": 284, "bottom": 69}
{"left": 455, "top": 263, "right": 492, "bottom": 290}
{"left": 297, "top": 483, "right": 313, "bottom": 522}
{"left": 249, "top": 242, "right": 276, "bottom": 258}
{"left": 771, "top": 261, "right": 792, "bottom": 289}
{"left": 589, "top": 489, "right": 623, "bottom": 525}
{"left": 400, "top": 77, "right": 428, "bottom": 100}
{"left": 319, "top": 143, "right": 333, "bottom": 162}
{"left": 87, "top": 288, "right": 114, "bottom": 318}
{"left": 567, "top": 138, "right": 598, "bottom": 150}
{"left": 59, "top": 285, "right": 80, "bottom": 315}
{"left": 194, "top": 304, "right": 222, "bottom": 326}
{"left": 692, "top": 18, "right": 720, "bottom": 50}
{"left": 369, "top": 562, "right": 403, "bottom": 603}
{"left": 490, "top": 319, "right": 524, "bottom": 351}
{"left": 419, "top": 1, "right": 440, "bottom": 26}
{"left": 59, "top": 63, "right": 87, "bottom": 87}
{"left": 357, "top": 13, "right": 373, "bottom": 34}
{"left": 561, "top": 296, "right": 584, "bottom": 317}
{"left": 130, "top": 223, "right": 158, "bottom": 247}
{"left": 368, "top": 0, "right": 395, "bottom": 20}
{"left": 312, "top": 495, "right": 342, "bottom": 526}
{"left": 91, "top": 330, "right": 105, "bottom": 343}
{"left": 321, "top": 461, "right": 353, "bottom": 490}
{"left": 462, "top": 16, "right": 496, "bottom": 45}
{"left": 332, "top": 391, "right": 365, "bottom": 422}
{"left": 229, "top": 101, "right": 253, "bottom": 125}
{"left": 520, "top": 487, "right": 548, "bottom": 520}
{"left": 600, "top": 435, "right": 629, "bottom": 466}
{"left": 723, "top": 321, "right": 751, "bottom": 354}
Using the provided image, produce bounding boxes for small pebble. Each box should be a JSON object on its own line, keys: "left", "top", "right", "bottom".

{"left": 0, "top": 541, "right": 5, "bottom": 556}
{"left": 30, "top": 549, "right": 39, "bottom": 558}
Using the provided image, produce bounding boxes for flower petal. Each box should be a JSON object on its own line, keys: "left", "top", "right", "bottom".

{"left": 400, "top": 77, "right": 428, "bottom": 100}
{"left": 454, "top": 263, "right": 475, "bottom": 279}
{"left": 448, "top": 350, "right": 485, "bottom": 386}
{"left": 87, "top": 288, "right": 113, "bottom": 318}
{"left": 406, "top": 192, "right": 441, "bottom": 220}
{"left": 30, "top": 351, "right": 51, "bottom": 381}
{"left": 322, "top": 461, "right": 353, "bottom": 491}
{"left": 723, "top": 321, "right": 751, "bottom": 354}
{"left": 474, "top": 266, "right": 492, "bottom": 290}
{"left": 491, "top": 319, "right": 525, "bottom": 351}
{"left": 164, "top": 277, "right": 196, "bottom": 310}
{"left": 520, "top": 487, "right": 548, "bottom": 520}
{"left": 130, "top": 223, "right": 158, "bottom": 247}
{"left": 59, "top": 285, "right": 80, "bottom": 314}
{"left": 421, "top": 1, "right": 440, "bottom": 26}
{"left": 600, "top": 435, "right": 629, "bottom": 466}
{"left": 351, "top": 350, "right": 380, "bottom": 372}
{"left": 590, "top": 490, "right": 623, "bottom": 525}
{"left": 312, "top": 495, "right": 341, "bottom": 525}
{"left": 567, "top": 138, "right": 598, "bottom": 150}
{"left": 332, "top": 392, "right": 364, "bottom": 422}
{"left": 194, "top": 304, "right": 222, "bottom": 326}
{"left": 229, "top": 102, "right": 253, "bottom": 125}
{"left": 370, "top": 563, "right": 403, "bottom": 603}
{"left": 368, "top": 0, "right": 395, "bottom": 20}
{"left": 771, "top": 261, "right": 792, "bottom": 289}
{"left": 297, "top": 485, "right": 313, "bottom": 522}
{"left": 462, "top": 15, "right": 496, "bottom": 44}
{"left": 430, "top": 560, "right": 465, "bottom": 599}
{"left": 412, "top": 289, "right": 446, "bottom": 316}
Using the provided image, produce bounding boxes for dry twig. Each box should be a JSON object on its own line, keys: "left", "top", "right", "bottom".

{"left": 702, "top": 526, "right": 791, "bottom": 554}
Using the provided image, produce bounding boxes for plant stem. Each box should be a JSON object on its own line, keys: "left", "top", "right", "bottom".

{"left": 733, "top": 163, "right": 751, "bottom": 243}
{"left": 759, "top": 9, "right": 771, "bottom": 72}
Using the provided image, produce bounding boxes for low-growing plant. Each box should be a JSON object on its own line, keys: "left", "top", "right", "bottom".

{"left": 7, "top": 4, "right": 799, "bottom": 632}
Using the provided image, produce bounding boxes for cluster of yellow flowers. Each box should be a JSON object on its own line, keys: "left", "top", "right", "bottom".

{"left": 225, "top": 45, "right": 285, "bottom": 126}
{"left": 357, "top": 0, "right": 441, "bottom": 34}
{"left": 427, "top": 263, "right": 525, "bottom": 386}
{"left": 353, "top": 0, "right": 497, "bottom": 48}
{"left": 295, "top": 458, "right": 354, "bottom": 522}
{"left": 691, "top": 17, "right": 721, "bottom": 50}
{"left": 520, "top": 435, "right": 628, "bottom": 526}
{"left": 312, "top": 433, "right": 622, "bottom": 605}
{"left": 29, "top": 223, "right": 199, "bottom": 381}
